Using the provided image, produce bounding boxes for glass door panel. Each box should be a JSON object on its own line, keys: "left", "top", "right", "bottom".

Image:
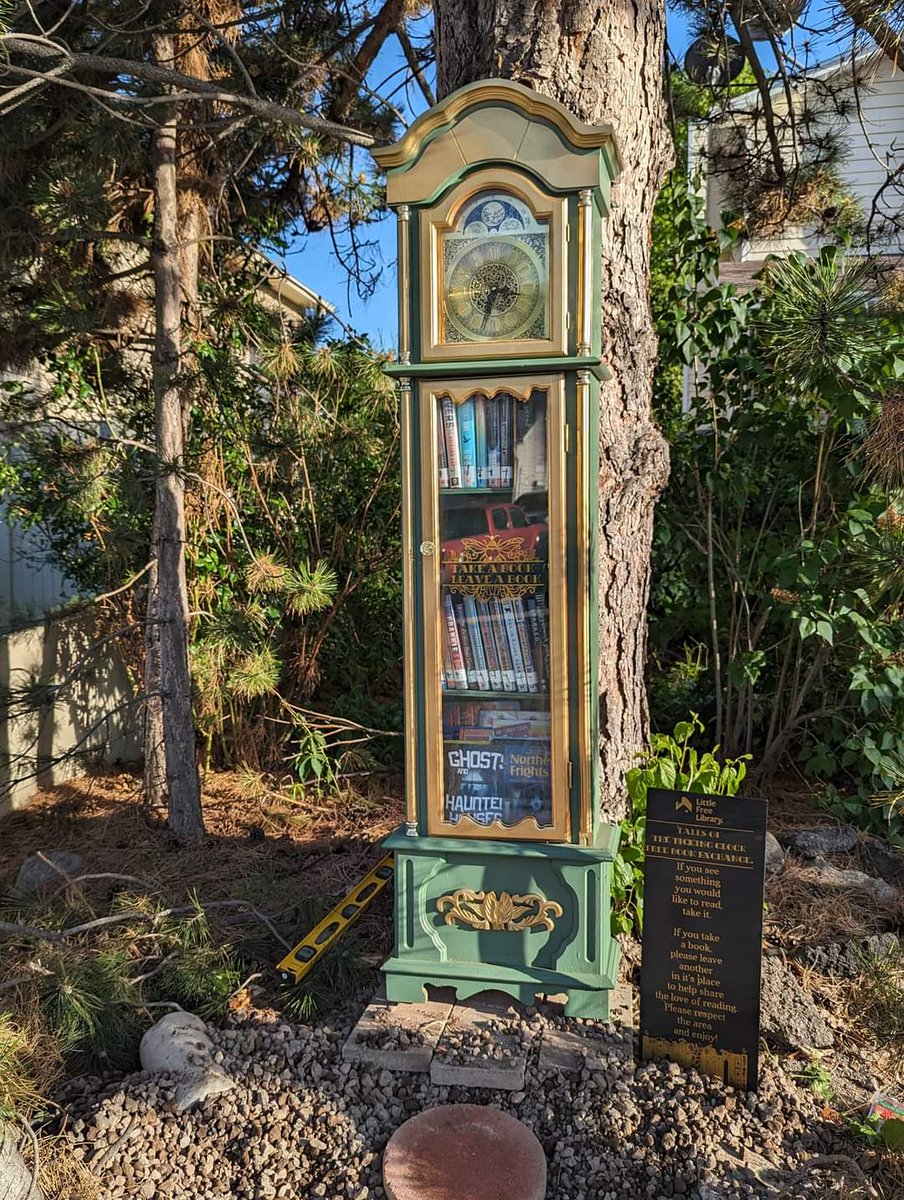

{"left": 423, "top": 377, "right": 568, "bottom": 840}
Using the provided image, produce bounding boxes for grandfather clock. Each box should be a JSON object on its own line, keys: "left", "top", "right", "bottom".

{"left": 372, "top": 80, "right": 623, "bottom": 1018}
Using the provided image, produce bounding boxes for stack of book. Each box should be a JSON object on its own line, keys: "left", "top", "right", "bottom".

{"left": 443, "top": 700, "right": 551, "bottom": 741}
{"left": 441, "top": 592, "right": 549, "bottom": 693}
{"left": 438, "top": 393, "right": 525, "bottom": 489}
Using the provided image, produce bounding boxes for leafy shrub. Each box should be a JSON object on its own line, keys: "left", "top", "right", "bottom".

{"left": 650, "top": 171, "right": 904, "bottom": 828}
{"left": 612, "top": 715, "right": 751, "bottom": 935}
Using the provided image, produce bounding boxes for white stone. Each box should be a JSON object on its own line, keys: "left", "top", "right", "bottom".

{"left": 139, "top": 1011, "right": 236, "bottom": 1112}
{"left": 139, "top": 1011, "right": 212, "bottom": 1074}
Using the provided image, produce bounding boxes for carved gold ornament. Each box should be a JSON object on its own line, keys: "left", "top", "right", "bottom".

{"left": 446, "top": 536, "right": 545, "bottom": 601}
{"left": 436, "top": 888, "right": 563, "bottom": 932}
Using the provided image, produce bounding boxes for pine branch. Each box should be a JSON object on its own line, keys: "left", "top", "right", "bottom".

{"left": 0, "top": 34, "right": 383, "bottom": 148}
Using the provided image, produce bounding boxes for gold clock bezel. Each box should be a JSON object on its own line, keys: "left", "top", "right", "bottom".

{"left": 420, "top": 169, "right": 568, "bottom": 362}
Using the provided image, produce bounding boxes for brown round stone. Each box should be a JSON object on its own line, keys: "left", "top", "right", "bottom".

{"left": 382, "top": 1103, "right": 546, "bottom": 1200}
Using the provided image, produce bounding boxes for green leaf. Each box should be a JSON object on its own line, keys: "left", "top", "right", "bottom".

{"left": 881, "top": 1119, "right": 904, "bottom": 1151}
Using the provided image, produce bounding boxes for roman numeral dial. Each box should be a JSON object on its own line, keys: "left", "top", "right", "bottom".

{"left": 444, "top": 238, "right": 546, "bottom": 342}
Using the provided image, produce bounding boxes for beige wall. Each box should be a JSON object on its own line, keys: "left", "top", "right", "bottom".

{"left": 0, "top": 615, "right": 140, "bottom": 813}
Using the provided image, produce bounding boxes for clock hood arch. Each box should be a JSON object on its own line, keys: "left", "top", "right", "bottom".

{"left": 372, "top": 79, "right": 621, "bottom": 210}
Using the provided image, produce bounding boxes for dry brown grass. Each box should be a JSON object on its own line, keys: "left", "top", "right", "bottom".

{"left": 765, "top": 856, "right": 898, "bottom": 944}
{"left": 37, "top": 1140, "right": 100, "bottom": 1200}
{"left": 0, "top": 768, "right": 404, "bottom": 905}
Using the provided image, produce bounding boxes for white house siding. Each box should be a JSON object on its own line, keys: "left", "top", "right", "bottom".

{"left": 689, "top": 51, "right": 904, "bottom": 262}
{"left": 0, "top": 514, "right": 72, "bottom": 622}
{"left": 0, "top": 616, "right": 140, "bottom": 812}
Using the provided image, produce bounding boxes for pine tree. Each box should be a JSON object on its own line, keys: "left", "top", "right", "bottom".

{"left": 0, "top": 0, "right": 405, "bottom": 836}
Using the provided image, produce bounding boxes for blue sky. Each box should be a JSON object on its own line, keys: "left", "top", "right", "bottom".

{"left": 280, "top": 3, "right": 843, "bottom": 347}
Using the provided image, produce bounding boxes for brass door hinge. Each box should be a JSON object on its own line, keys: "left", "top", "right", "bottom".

{"left": 567, "top": 761, "right": 574, "bottom": 789}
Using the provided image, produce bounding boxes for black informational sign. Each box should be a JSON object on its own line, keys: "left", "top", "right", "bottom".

{"left": 639, "top": 788, "right": 767, "bottom": 1091}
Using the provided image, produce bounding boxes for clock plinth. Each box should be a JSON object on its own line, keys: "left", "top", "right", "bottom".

{"left": 372, "top": 79, "right": 623, "bottom": 1018}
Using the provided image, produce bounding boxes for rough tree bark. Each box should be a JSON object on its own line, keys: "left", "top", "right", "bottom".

{"left": 434, "top": 1, "right": 673, "bottom": 821}
{"left": 146, "top": 33, "right": 204, "bottom": 839}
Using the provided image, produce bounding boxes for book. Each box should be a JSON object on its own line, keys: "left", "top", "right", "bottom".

{"left": 442, "top": 593, "right": 467, "bottom": 689}
{"left": 512, "top": 598, "right": 539, "bottom": 693}
{"left": 458, "top": 396, "right": 477, "bottom": 487}
{"left": 535, "top": 594, "right": 551, "bottom": 687}
{"left": 438, "top": 414, "right": 449, "bottom": 488}
{"left": 485, "top": 396, "right": 501, "bottom": 488}
{"left": 499, "top": 394, "right": 513, "bottom": 488}
{"left": 524, "top": 595, "right": 547, "bottom": 691}
{"left": 476, "top": 600, "right": 503, "bottom": 690}
{"left": 490, "top": 599, "right": 517, "bottom": 692}
{"left": 500, "top": 598, "right": 529, "bottom": 691}
{"left": 441, "top": 396, "right": 462, "bottom": 488}
{"left": 443, "top": 738, "right": 552, "bottom": 828}
{"left": 475, "top": 396, "right": 489, "bottom": 487}
{"left": 451, "top": 594, "right": 478, "bottom": 688}
{"left": 462, "top": 595, "right": 490, "bottom": 690}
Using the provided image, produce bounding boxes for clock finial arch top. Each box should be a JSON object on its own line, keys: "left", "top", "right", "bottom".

{"left": 372, "top": 78, "right": 621, "bottom": 209}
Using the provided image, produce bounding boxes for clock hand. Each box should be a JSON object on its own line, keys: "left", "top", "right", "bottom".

{"left": 481, "top": 287, "right": 500, "bottom": 328}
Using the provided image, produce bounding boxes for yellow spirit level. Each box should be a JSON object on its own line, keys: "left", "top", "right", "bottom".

{"left": 276, "top": 853, "right": 395, "bottom": 984}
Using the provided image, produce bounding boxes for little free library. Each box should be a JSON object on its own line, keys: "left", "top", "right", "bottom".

{"left": 371, "top": 78, "right": 625, "bottom": 1019}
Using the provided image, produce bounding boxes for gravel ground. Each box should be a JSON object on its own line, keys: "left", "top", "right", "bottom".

{"left": 56, "top": 1005, "right": 868, "bottom": 1200}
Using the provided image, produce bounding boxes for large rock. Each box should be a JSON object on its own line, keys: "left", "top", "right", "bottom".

{"left": 0, "top": 1126, "right": 42, "bottom": 1200}
{"left": 781, "top": 827, "right": 857, "bottom": 858}
{"left": 764, "top": 832, "right": 785, "bottom": 878}
{"left": 862, "top": 836, "right": 904, "bottom": 884}
{"left": 798, "top": 932, "right": 900, "bottom": 979}
{"left": 759, "top": 955, "right": 834, "bottom": 1050}
{"left": 139, "top": 1011, "right": 236, "bottom": 1112}
{"left": 805, "top": 859, "right": 900, "bottom": 906}
{"left": 14, "top": 850, "right": 83, "bottom": 895}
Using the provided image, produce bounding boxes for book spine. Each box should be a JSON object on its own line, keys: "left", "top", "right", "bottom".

{"left": 442, "top": 593, "right": 467, "bottom": 689}
{"left": 451, "top": 594, "right": 478, "bottom": 688}
{"left": 516, "top": 396, "right": 530, "bottom": 449}
{"left": 485, "top": 395, "right": 501, "bottom": 488}
{"left": 441, "top": 396, "right": 462, "bottom": 488}
{"left": 535, "top": 594, "right": 551, "bottom": 688}
{"left": 476, "top": 601, "right": 503, "bottom": 690}
{"left": 475, "top": 396, "right": 489, "bottom": 487}
{"left": 499, "top": 394, "right": 513, "bottom": 488}
{"left": 489, "top": 600, "right": 517, "bottom": 692}
{"left": 458, "top": 397, "right": 477, "bottom": 488}
{"left": 501, "top": 599, "right": 528, "bottom": 692}
{"left": 437, "top": 405, "right": 449, "bottom": 489}
{"left": 524, "top": 595, "right": 547, "bottom": 691}
{"left": 512, "top": 598, "right": 539, "bottom": 693}
{"left": 463, "top": 596, "right": 490, "bottom": 690}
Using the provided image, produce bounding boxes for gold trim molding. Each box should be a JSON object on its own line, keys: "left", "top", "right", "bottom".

{"left": 371, "top": 79, "right": 621, "bottom": 171}
{"left": 436, "top": 888, "right": 564, "bottom": 932}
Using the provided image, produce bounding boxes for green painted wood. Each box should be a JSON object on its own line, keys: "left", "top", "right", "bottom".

{"left": 386, "top": 356, "right": 610, "bottom": 380}
{"left": 383, "top": 829, "right": 620, "bottom": 1018}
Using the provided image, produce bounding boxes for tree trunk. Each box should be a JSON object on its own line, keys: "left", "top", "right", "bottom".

{"left": 434, "top": 1, "right": 672, "bottom": 821}
{"left": 147, "top": 32, "right": 204, "bottom": 839}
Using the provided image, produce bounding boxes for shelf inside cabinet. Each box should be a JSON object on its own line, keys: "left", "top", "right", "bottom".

{"left": 443, "top": 688, "right": 550, "bottom": 700}
{"left": 439, "top": 486, "right": 514, "bottom": 495}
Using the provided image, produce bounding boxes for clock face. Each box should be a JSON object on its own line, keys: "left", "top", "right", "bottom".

{"left": 440, "top": 190, "right": 549, "bottom": 345}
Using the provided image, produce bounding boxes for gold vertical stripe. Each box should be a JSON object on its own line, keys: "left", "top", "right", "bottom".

{"left": 546, "top": 377, "right": 570, "bottom": 842}
{"left": 397, "top": 206, "right": 411, "bottom": 365}
{"left": 420, "top": 386, "right": 444, "bottom": 835}
{"left": 576, "top": 371, "right": 592, "bottom": 843}
{"left": 577, "top": 189, "right": 593, "bottom": 357}
{"left": 399, "top": 378, "right": 417, "bottom": 833}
